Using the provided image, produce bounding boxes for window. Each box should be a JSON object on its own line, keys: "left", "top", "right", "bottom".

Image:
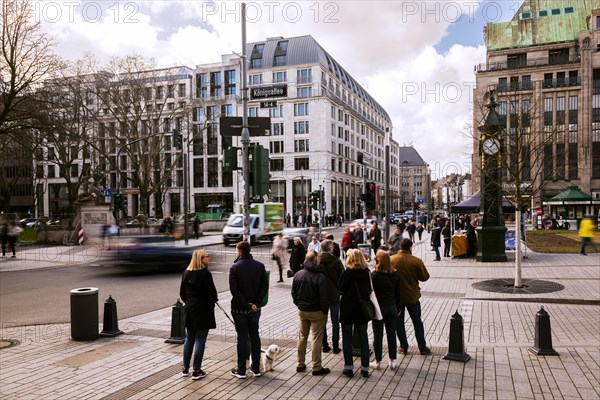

{"left": 269, "top": 105, "right": 283, "bottom": 118}
{"left": 549, "top": 49, "right": 569, "bottom": 65}
{"left": 168, "top": 85, "right": 175, "bottom": 98}
{"left": 522, "top": 75, "right": 532, "bottom": 90}
{"left": 207, "top": 124, "right": 218, "bottom": 155}
{"left": 297, "top": 87, "right": 311, "bottom": 98}
{"left": 294, "top": 121, "right": 309, "bottom": 134}
{"left": 249, "top": 74, "right": 263, "bottom": 85}
{"left": 225, "top": 70, "right": 236, "bottom": 97}
{"left": 557, "top": 72, "right": 566, "bottom": 87}
{"left": 556, "top": 97, "right": 565, "bottom": 125}
{"left": 196, "top": 73, "right": 209, "bottom": 98}
{"left": 507, "top": 53, "right": 526, "bottom": 69}
{"left": 221, "top": 104, "right": 233, "bottom": 117}
{"left": 248, "top": 107, "right": 258, "bottom": 117}
{"left": 206, "top": 105, "right": 218, "bottom": 120}
{"left": 178, "top": 83, "right": 186, "bottom": 97}
{"left": 568, "top": 70, "right": 578, "bottom": 86}
{"left": 565, "top": 6, "right": 574, "bottom": 14}
{"left": 297, "top": 68, "right": 311, "bottom": 84}
{"left": 207, "top": 158, "right": 218, "bottom": 187}
{"left": 295, "top": 157, "right": 309, "bottom": 170}
{"left": 543, "top": 73, "right": 553, "bottom": 88}
{"left": 156, "top": 86, "right": 164, "bottom": 100}
{"left": 270, "top": 159, "right": 284, "bottom": 171}
{"left": 250, "top": 44, "right": 264, "bottom": 69}
{"left": 569, "top": 96, "right": 578, "bottom": 124}
{"left": 294, "top": 139, "right": 309, "bottom": 152}
{"left": 294, "top": 102, "right": 309, "bottom": 116}
{"left": 551, "top": 8, "right": 561, "bottom": 15}
{"left": 539, "top": 10, "right": 548, "bottom": 17}
{"left": 273, "top": 71, "right": 287, "bottom": 83}
{"left": 273, "top": 40, "right": 288, "bottom": 66}
{"left": 269, "top": 140, "right": 284, "bottom": 153}
{"left": 71, "top": 164, "right": 78, "bottom": 178}
{"left": 210, "top": 72, "right": 222, "bottom": 97}
{"left": 271, "top": 122, "right": 284, "bottom": 136}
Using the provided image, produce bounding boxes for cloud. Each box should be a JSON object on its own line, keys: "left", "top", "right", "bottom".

{"left": 37, "top": 0, "right": 489, "bottom": 175}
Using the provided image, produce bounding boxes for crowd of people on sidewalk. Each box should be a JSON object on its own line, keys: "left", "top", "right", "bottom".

{"left": 177, "top": 223, "right": 432, "bottom": 381}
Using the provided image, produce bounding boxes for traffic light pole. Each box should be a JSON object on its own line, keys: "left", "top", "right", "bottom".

{"left": 241, "top": 3, "right": 251, "bottom": 244}
{"left": 363, "top": 164, "right": 368, "bottom": 245}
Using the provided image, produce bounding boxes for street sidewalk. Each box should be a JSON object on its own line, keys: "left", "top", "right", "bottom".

{"left": 1, "top": 241, "right": 599, "bottom": 399}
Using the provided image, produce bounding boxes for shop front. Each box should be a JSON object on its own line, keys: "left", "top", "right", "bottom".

{"left": 541, "top": 185, "right": 600, "bottom": 230}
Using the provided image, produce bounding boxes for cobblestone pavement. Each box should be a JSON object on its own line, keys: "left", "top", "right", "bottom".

{"left": 1, "top": 242, "right": 599, "bottom": 399}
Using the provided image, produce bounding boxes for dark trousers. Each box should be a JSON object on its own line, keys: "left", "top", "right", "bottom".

{"left": 443, "top": 238, "right": 451, "bottom": 257}
{"left": 433, "top": 245, "right": 441, "bottom": 260}
{"left": 232, "top": 310, "right": 262, "bottom": 373}
{"left": 372, "top": 304, "right": 398, "bottom": 361}
{"left": 342, "top": 322, "right": 369, "bottom": 371}
{"left": 322, "top": 298, "right": 340, "bottom": 348}
{"left": 396, "top": 300, "right": 427, "bottom": 351}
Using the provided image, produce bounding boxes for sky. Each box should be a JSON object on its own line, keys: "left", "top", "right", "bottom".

{"left": 32, "top": 0, "right": 526, "bottom": 180}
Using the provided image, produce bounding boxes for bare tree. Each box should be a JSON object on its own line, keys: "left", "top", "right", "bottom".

{"left": 0, "top": 0, "right": 64, "bottom": 210}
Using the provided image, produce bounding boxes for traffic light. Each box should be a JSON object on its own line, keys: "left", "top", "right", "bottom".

{"left": 220, "top": 146, "right": 239, "bottom": 171}
{"left": 113, "top": 193, "right": 122, "bottom": 210}
{"left": 120, "top": 194, "right": 128, "bottom": 213}
{"left": 310, "top": 190, "right": 320, "bottom": 210}
{"left": 252, "top": 144, "right": 270, "bottom": 199}
{"left": 172, "top": 129, "right": 182, "bottom": 148}
{"left": 364, "top": 182, "right": 376, "bottom": 211}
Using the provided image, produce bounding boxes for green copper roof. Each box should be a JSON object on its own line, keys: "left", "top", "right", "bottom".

{"left": 485, "top": 0, "right": 596, "bottom": 51}
{"left": 549, "top": 184, "right": 592, "bottom": 201}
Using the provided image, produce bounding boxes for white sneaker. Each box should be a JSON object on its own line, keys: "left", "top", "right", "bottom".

{"left": 389, "top": 360, "right": 397, "bottom": 370}
{"left": 369, "top": 361, "right": 381, "bottom": 370}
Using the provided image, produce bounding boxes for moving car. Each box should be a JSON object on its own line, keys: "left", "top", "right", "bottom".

{"left": 102, "top": 235, "right": 200, "bottom": 270}
{"left": 348, "top": 218, "right": 382, "bottom": 234}
{"left": 281, "top": 227, "right": 311, "bottom": 249}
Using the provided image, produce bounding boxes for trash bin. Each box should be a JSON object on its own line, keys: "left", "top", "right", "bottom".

{"left": 70, "top": 287, "right": 99, "bottom": 341}
{"left": 357, "top": 244, "right": 372, "bottom": 262}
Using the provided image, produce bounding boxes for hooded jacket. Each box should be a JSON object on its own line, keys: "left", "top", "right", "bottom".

{"left": 317, "top": 251, "right": 344, "bottom": 301}
{"left": 291, "top": 260, "right": 330, "bottom": 313}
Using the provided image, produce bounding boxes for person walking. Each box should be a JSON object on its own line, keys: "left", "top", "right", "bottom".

{"left": 388, "top": 226, "right": 402, "bottom": 255}
{"left": 326, "top": 234, "right": 341, "bottom": 259}
{"left": 430, "top": 221, "right": 441, "bottom": 261}
{"left": 271, "top": 233, "right": 287, "bottom": 282}
{"left": 466, "top": 219, "right": 477, "bottom": 256}
{"left": 291, "top": 251, "right": 331, "bottom": 376}
{"left": 416, "top": 222, "right": 425, "bottom": 241}
{"left": 353, "top": 226, "right": 364, "bottom": 248}
{"left": 391, "top": 238, "right": 431, "bottom": 356}
{"left": 369, "top": 221, "right": 382, "bottom": 254}
{"left": 579, "top": 215, "right": 597, "bottom": 255}
{"left": 341, "top": 228, "right": 354, "bottom": 259}
{"left": 369, "top": 250, "right": 400, "bottom": 370}
{"left": 406, "top": 220, "right": 416, "bottom": 243}
{"left": 442, "top": 221, "right": 452, "bottom": 258}
{"left": 180, "top": 249, "right": 218, "bottom": 380}
{"left": 0, "top": 220, "right": 9, "bottom": 258}
{"left": 339, "top": 249, "right": 373, "bottom": 378}
{"left": 5, "top": 222, "right": 22, "bottom": 258}
{"left": 229, "top": 241, "right": 269, "bottom": 379}
{"left": 193, "top": 216, "right": 201, "bottom": 240}
{"left": 318, "top": 240, "right": 344, "bottom": 354}
{"left": 289, "top": 237, "right": 306, "bottom": 276}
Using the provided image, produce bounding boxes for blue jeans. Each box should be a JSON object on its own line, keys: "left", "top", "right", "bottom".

{"left": 372, "top": 304, "right": 398, "bottom": 361}
{"left": 342, "top": 323, "right": 369, "bottom": 371}
{"left": 322, "top": 298, "right": 340, "bottom": 348}
{"left": 396, "top": 300, "right": 427, "bottom": 351}
{"left": 183, "top": 328, "right": 209, "bottom": 371}
{"left": 232, "top": 311, "right": 262, "bottom": 373}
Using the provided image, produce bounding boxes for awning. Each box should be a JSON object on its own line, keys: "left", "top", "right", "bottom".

{"left": 450, "top": 190, "right": 516, "bottom": 214}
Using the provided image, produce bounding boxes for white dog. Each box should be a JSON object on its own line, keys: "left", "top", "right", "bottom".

{"left": 261, "top": 344, "right": 281, "bottom": 372}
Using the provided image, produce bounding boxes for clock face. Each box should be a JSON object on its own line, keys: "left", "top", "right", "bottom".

{"left": 482, "top": 138, "right": 500, "bottom": 155}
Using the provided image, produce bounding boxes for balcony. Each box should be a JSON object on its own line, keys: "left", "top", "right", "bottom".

{"left": 475, "top": 54, "right": 581, "bottom": 73}
{"left": 495, "top": 77, "right": 581, "bottom": 92}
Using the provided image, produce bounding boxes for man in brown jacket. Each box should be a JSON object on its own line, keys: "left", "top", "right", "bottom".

{"left": 390, "top": 238, "right": 431, "bottom": 356}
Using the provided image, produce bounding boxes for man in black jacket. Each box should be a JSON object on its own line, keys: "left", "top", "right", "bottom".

{"left": 291, "top": 251, "right": 331, "bottom": 376}
{"left": 318, "top": 239, "right": 344, "bottom": 354}
{"left": 229, "top": 241, "right": 268, "bottom": 379}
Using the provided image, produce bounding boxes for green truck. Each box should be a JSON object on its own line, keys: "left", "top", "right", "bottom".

{"left": 222, "top": 202, "right": 285, "bottom": 246}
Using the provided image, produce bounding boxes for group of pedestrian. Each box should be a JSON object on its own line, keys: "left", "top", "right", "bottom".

{"left": 177, "top": 227, "right": 433, "bottom": 381}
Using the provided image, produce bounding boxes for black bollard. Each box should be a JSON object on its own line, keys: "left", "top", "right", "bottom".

{"left": 165, "top": 299, "right": 186, "bottom": 344}
{"left": 100, "top": 295, "right": 123, "bottom": 337}
{"left": 443, "top": 311, "right": 470, "bottom": 362}
{"left": 528, "top": 307, "right": 559, "bottom": 356}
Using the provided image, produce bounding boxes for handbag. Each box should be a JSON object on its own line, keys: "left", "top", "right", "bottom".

{"left": 368, "top": 271, "right": 383, "bottom": 320}
{"left": 354, "top": 280, "right": 375, "bottom": 321}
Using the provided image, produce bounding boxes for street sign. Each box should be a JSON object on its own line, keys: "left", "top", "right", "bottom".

{"left": 104, "top": 188, "right": 112, "bottom": 197}
{"left": 219, "top": 116, "right": 271, "bottom": 137}
{"left": 260, "top": 100, "right": 277, "bottom": 108}
{"left": 105, "top": 196, "right": 111, "bottom": 204}
{"left": 250, "top": 84, "right": 287, "bottom": 100}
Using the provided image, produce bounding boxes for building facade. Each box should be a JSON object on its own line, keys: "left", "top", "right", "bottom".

{"left": 398, "top": 146, "right": 430, "bottom": 212}
{"left": 473, "top": 0, "right": 600, "bottom": 214}
{"left": 32, "top": 36, "right": 399, "bottom": 220}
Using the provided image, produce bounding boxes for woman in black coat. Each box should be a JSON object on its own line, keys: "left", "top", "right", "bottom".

{"left": 180, "top": 249, "right": 218, "bottom": 380}
{"left": 339, "top": 249, "right": 372, "bottom": 378}
{"left": 289, "top": 237, "right": 307, "bottom": 274}
{"left": 430, "top": 221, "right": 441, "bottom": 261}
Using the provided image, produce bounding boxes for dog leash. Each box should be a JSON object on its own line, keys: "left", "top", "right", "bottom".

{"left": 216, "top": 302, "right": 235, "bottom": 326}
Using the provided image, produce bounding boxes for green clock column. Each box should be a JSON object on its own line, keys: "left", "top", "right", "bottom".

{"left": 477, "top": 96, "right": 507, "bottom": 262}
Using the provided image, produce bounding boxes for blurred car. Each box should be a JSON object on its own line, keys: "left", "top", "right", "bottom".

{"left": 281, "top": 227, "right": 311, "bottom": 249}
{"left": 102, "top": 235, "right": 200, "bottom": 270}
{"left": 47, "top": 217, "right": 61, "bottom": 225}
{"left": 25, "top": 218, "right": 48, "bottom": 228}
{"left": 19, "top": 217, "right": 37, "bottom": 227}
{"left": 348, "top": 218, "right": 384, "bottom": 235}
